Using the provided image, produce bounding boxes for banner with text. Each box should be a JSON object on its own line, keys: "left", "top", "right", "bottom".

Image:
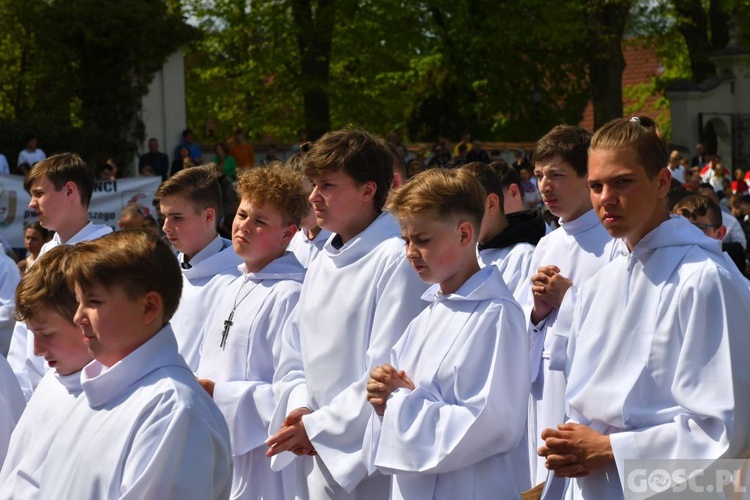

{"left": 0, "top": 176, "right": 161, "bottom": 249}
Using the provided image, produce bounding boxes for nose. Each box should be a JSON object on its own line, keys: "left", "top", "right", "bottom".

{"left": 32, "top": 334, "right": 46, "bottom": 358}
{"left": 598, "top": 184, "right": 616, "bottom": 207}
{"left": 29, "top": 197, "right": 37, "bottom": 209}
{"left": 405, "top": 241, "right": 419, "bottom": 259}
{"left": 538, "top": 175, "right": 550, "bottom": 194}
{"left": 309, "top": 185, "right": 321, "bottom": 204}
{"left": 73, "top": 303, "right": 87, "bottom": 327}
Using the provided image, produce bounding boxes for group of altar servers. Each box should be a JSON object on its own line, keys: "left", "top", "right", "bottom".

{"left": 0, "top": 116, "right": 747, "bottom": 500}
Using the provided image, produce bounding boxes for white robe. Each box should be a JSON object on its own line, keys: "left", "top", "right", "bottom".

{"left": 0, "top": 370, "right": 82, "bottom": 500}
{"left": 271, "top": 212, "right": 429, "bottom": 498}
{"left": 722, "top": 211, "right": 747, "bottom": 249}
{"left": 514, "top": 209, "right": 624, "bottom": 486}
{"left": 366, "top": 267, "right": 531, "bottom": 499}
{"left": 287, "top": 228, "right": 332, "bottom": 269}
{"left": 7, "top": 221, "right": 112, "bottom": 400}
{"left": 171, "top": 237, "right": 242, "bottom": 371}
{"left": 39, "top": 325, "right": 233, "bottom": 500}
{"left": 547, "top": 216, "right": 750, "bottom": 499}
{"left": 0, "top": 356, "right": 24, "bottom": 467}
{"left": 0, "top": 254, "right": 20, "bottom": 357}
{"left": 197, "top": 252, "right": 304, "bottom": 499}
{"left": 478, "top": 242, "right": 535, "bottom": 294}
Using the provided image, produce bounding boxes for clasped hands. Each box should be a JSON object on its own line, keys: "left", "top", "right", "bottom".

{"left": 530, "top": 265, "right": 573, "bottom": 324}
{"left": 538, "top": 423, "right": 614, "bottom": 477}
{"left": 367, "top": 364, "right": 414, "bottom": 416}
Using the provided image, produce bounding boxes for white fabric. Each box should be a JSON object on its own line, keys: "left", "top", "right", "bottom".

{"left": 0, "top": 254, "right": 20, "bottom": 357}
{"left": 0, "top": 156, "right": 8, "bottom": 176}
{"left": 477, "top": 242, "right": 535, "bottom": 294}
{"left": 722, "top": 211, "right": 747, "bottom": 249}
{"left": 0, "top": 370, "right": 82, "bottom": 500}
{"left": 17, "top": 149, "right": 45, "bottom": 168}
{"left": 514, "top": 209, "right": 624, "bottom": 486}
{"left": 549, "top": 216, "right": 750, "bottom": 499}
{"left": 287, "top": 228, "right": 332, "bottom": 269}
{"left": 367, "top": 267, "right": 531, "bottom": 499}
{"left": 172, "top": 236, "right": 242, "bottom": 372}
{"left": 197, "top": 252, "right": 304, "bottom": 499}
{"left": 271, "top": 212, "right": 429, "bottom": 497}
{"left": 39, "top": 325, "right": 233, "bottom": 500}
{"left": 0, "top": 356, "right": 24, "bottom": 467}
{"left": 668, "top": 165, "right": 685, "bottom": 183}
{"left": 8, "top": 222, "right": 112, "bottom": 400}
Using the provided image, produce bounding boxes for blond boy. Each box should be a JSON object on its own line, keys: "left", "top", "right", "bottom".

{"left": 39, "top": 230, "right": 232, "bottom": 499}
{"left": 0, "top": 246, "right": 91, "bottom": 499}
{"left": 196, "top": 165, "right": 309, "bottom": 499}
{"left": 366, "top": 168, "right": 531, "bottom": 499}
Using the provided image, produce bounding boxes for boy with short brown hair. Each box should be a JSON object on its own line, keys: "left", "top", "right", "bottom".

{"left": 39, "top": 230, "right": 232, "bottom": 499}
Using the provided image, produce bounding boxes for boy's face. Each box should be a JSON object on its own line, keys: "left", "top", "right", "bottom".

{"left": 588, "top": 148, "right": 670, "bottom": 250}
{"left": 400, "top": 215, "right": 470, "bottom": 294}
{"left": 308, "top": 170, "right": 375, "bottom": 241}
{"left": 232, "top": 198, "right": 295, "bottom": 272}
{"left": 73, "top": 282, "right": 149, "bottom": 368}
{"left": 688, "top": 214, "right": 725, "bottom": 241}
{"left": 28, "top": 176, "right": 69, "bottom": 232}
{"left": 28, "top": 309, "right": 92, "bottom": 376}
{"left": 534, "top": 156, "right": 590, "bottom": 222}
{"left": 159, "top": 195, "right": 215, "bottom": 258}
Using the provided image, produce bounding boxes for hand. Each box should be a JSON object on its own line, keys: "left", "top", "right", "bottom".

{"left": 367, "top": 364, "right": 414, "bottom": 416}
{"left": 530, "top": 266, "right": 573, "bottom": 323}
{"left": 538, "top": 423, "right": 614, "bottom": 477}
{"left": 266, "top": 407, "right": 315, "bottom": 457}
{"left": 196, "top": 378, "right": 215, "bottom": 398}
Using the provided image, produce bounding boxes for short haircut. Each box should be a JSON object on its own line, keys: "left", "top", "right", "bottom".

{"left": 673, "top": 194, "right": 722, "bottom": 226}
{"left": 154, "top": 164, "right": 223, "bottom": 214}
{"left": 699, "top": 183, "right": 715, "bottom": 193}
{"left": 236, "top": 163, "right": 309, "bottom": 226}
{"left": 534, "top": 125, "right": 593, "bottom": 177}
{"left": 386, "top": 168, "right": 485, "bottom": 233}
{"left": 65, "top": 231, "right": 182, "bottom": 322}
{"left": 24, "top": 153, "right": 95, "bottom": 207}
{"left": 304, "top": 129, "right": 393, "bottom": 212}
{"left": 15, "top": 245, "right": 77, "bottom": 324}
{"left": 490, "top": 160, "right": 523, "bottom": 193}
{"left": 26, "top": 221, "right": 50, "bottom": 241}
{"left": 666, "top": 178, "right": 690, "bottom": 212}
{"left": 590, "top": 116, "right": 668, "bottom": 179}
{"left": 385, "top": 141, "right": 407, "bottom": 181}
{"left": 461, "top": 162, "right": 505, "bottom": 209}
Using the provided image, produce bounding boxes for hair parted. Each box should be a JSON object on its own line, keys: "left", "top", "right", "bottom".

{"left": 65, "top": 230, "right": 182, "bottom": 322}
{"left": 24, "top": 153, "right": 96, "bottom": 207}
{"left": 673, "top": 194, "right": 723, "bottom": 226}
{"left": 237, "top": 163, "right": 309, "bottom": 226}
{"left": 386, "top": 168, "right": 486, "bottom": 232}
{"left": 303, "top": 129, "right": 394, "bottom": 212}
{"left": 461, "top": 162, "right": 505, "bottom": 209}
{"left": 533, "top": 125, "right": 593, "bottom": 177}
{"left": 15, "top": 245, "right": 77, "bottom": 324}
{"left": 590, "top": 116, "right": 668, "bottom": 179}
{"left": 154, "top": 164, "right": 223, "bottom": 214}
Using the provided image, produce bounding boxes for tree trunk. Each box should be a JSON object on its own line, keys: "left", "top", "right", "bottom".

{"left": 672, "top": 0, "right": 715, "bottom": 82}
{"left": 587, "top": 0, "right": 631, "bottom": 130}
{"left": 291, "top": 0, "right": 334, "bottom": 140}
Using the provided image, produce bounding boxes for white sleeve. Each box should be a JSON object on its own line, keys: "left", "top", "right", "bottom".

{"left": 374, "top": 302, "right": 530, "bottom": 474}
{"left": 7, "top": 322, "right": 34, "bottom": 401}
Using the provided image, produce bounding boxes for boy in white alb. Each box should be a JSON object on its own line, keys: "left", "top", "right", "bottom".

{"left": 155, "top": 165, "right": 242, "bottom": 371}
{"left": 267, "top": 130, "right": 428, "bottom": 499}
{"left": 539, "top": 117, "right": 750, "bottom": 498}
{"left": 8, "top": 153, "right": 111, "bottom": 400}
{"left": 0, "top": 246, "right": 92, "bottom": 499}
{"left": 462, "top": 162, "right": 537, "bottom": 293}
{"left": 196, "top": 165, "right": 309, "bottom": 499}
{"left": 366, "top": 168, "right": 531, "bottom": 499}
{"left": 40, "top": 230, "right": 232, "bottom": 499}
{"left": 514, "top": 126, "right": 624, "bottom": 489}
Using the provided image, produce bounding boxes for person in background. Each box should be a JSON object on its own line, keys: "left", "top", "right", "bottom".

{"left": 18, "top": 223, "right": 50, "bottom": 275}
{"left": 213, "top": 142, "right": 238, "bottom": 180}
{"left": 229, "top": 128, "right": 256, "bottom": 173}
{"left": 261, "top": 144, "right": 280, "bottom": 165}
{"left": 139, "top": 138, "right": 169, "bottom": 181}
{"left": 17, "top": 135, "right": 45, "bottom": 168}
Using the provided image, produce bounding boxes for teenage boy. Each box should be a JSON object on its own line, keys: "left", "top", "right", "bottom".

{"left": 462, "top": 162, "right": 537, "bottom": 293}
{"left": 267, "top": 130, "right": 428, "bottom": 498}
{"left": 365, "top": 168, "right": 531, "bottom": 498}
{"left": 0, "top": 246, "right": 92, "bottom": 499}
{"left": 155, "top": 165, "right": 241, "bottom": 371}
{"left": 196, "top": 165, "right": 308, "bottom": 499}
{"left": 539, "top": 116, "right": 750, "bottom": 498}
{"left": 40, "top": 230, "right": 232, "bottom": 499}
{"left": 491, "top": 161, "right": 550, "bottom": 236}
{"left": 9, "top": 153, "right": 111, "bottom": 400}
{"left": 516, "top": 125, "right": 624, "bottom": 488}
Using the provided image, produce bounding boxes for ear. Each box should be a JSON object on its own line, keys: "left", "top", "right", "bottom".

{"left": 64, "top": 181, "right": 78, "bottom": 201}
{"left": 142, "top": 291, "right": 163, "bottom": 326}
{"left": 656, "top": 167, "right": 671, "bottom": 197}
{"left": 281, "top": 223, "right": 298, "bottom": 245}
{"left": 204, "top": 206, "right": 217, "bottom": 225}
{"left": 457, "top": 220, "right": 475, "bottom": 248}
{"left": 361, "top": 181, "right": 377, "bottom": 203}
{"left": 508, "top": 184, "right": 521, "bottom": 199}
{"left": 486, "top": 193, "right": 500, "bottom": 216}
{"left": 391, "top": 172, "right": 404, "bottom": 190}
{"left": 716, "top": 225, "right": 727, "bottom": 240}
